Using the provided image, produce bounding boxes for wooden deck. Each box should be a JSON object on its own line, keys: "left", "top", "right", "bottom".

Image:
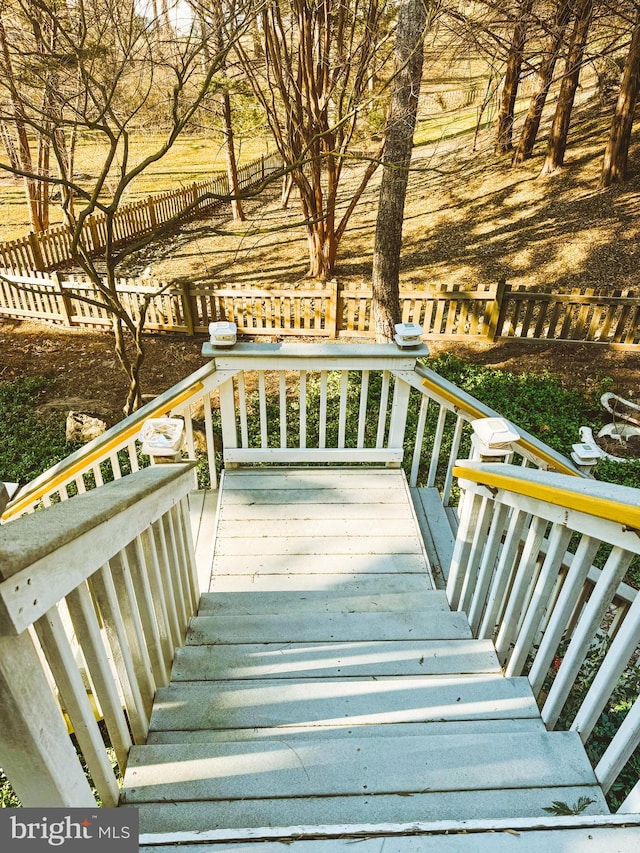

{"left": 121, "top": 467, "right": 614, "bottom": 849}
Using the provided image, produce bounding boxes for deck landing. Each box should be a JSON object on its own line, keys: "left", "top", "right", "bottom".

{"left": 123, "top": 467, "right": 613, "bottom": 848}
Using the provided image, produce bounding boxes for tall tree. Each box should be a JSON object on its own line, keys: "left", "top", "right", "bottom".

{"left": 371, "top": 0, "right": 437, "bottom": 342}
{"left": 234, "top": 0, "right": 389, "bottom": 280}
{"left": 0, "top": 0, "right": 252, "bottom": 414}
{"left": 194, "top": 0, "right": 246, "bottom": 222}
{"left": 542, "top": 0, "right": 595, "bottom": 174}
{"left": 495, "top": 0, "right": 534, "bottom": 154}
{"left": 599, "top": 7, "right": 640, "bottom": 187}
{"left": 512, "top": 0, "right": 573, "bottom": 164}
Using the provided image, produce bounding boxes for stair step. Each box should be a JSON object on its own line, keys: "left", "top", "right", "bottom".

{"left": 198, "top": 588, "right": 448, "bottom": 615}
{"left": 222, "top": 469, "right": 406, "bottom": 488}
{"left": 138, "top": 822, "right": 639, "bottom": 853}
{"left": 411, "top": 487, "right": 456, "bottom": 586}
{"left": 147, "top": 718, "right": 546, "bottom": 744}
{"left": 209, "top": 572, "right": 434, "bottom": 593}
{"left": 221, "top": 487, "right": 407, "bottom": 505}
{"left": 219, "top": 501, "right": 413, "bottom": 521}
{"left": 122, "top": 730, "right": 597, "bottom": 804}
{"left": 171, "top": 639, "right": 501, "bottom": 680}
{"left": 216, "top": 517, "right": 421, "bottom": 538}
{"left": 212, "top": 553, "right": 428, "bottom": 575}
{"left": 135, "top": 783, "right": 608, "bottom": 835}
{"left": 149, "top": 675, "right": 539, "bottom": 732}
{"left": 187, "top": 611, "right": 472, "bottom": 645}
{"left": 214, "top": 535, "right": 424, "bottom": 557}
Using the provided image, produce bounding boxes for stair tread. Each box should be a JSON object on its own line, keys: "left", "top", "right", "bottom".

{"left": 137, "top": 823, "right": 640, "bottom": 853}
{"left": 187, "top": 611, "right": 472, "bottom": 644}
{"left": 135, "top": 784, "right": 608, "bottom": 834}
{"left": 208, "top": 573, "right": 434, "bottom": 593}
{"left": 214, "top": 535, "right": 424, "bottom": 556}
{"left": 212, "top": 553, "right": 429, "bottom": 575}
{"left": 122, "top": 730, "right": 598, "bottom": 803}
{"left": 146, "top": 718, "right": 546, "bottom": 744}
{"left": 216, "top": 518, "right": 421, "bottom": 538}
{"left": 149, "top": 675, "right": 540, "bottom": 731}
{"left": 198, "top": 588, "right": 448, "bottom": 615}
{"left": 171, "top": 638, "right": 501, "bottom": 680}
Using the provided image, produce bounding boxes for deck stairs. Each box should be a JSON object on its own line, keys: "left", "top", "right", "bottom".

{"left": 121, "top": 467, "right": 622, "bottom": 851}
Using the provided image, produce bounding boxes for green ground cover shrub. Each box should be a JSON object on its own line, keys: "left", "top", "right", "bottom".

{"left": 0, "top": 378, "right": 73, "bottom": 485}
{"left": 547, "top": 636, "right": 640, "bottom": 811}
{"left": 428, "top": 354, "right": 640, "bottom": 491}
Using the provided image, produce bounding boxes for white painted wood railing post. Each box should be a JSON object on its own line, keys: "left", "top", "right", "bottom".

{"left": 219, "top": 376, "right": 239, "bottom": 465}
{"left": 527, "top": 535, "right": 600, "bottom": 698}
{"left": 34, "top": 607, "right": 121, "bottom": 807}
{"left": 505, "top": 523, "right": 574, "bottom": 677}
{"left": 542, "top": 546, "right": 634, "bottom": 730}
{"left": 0, "top": 631, "right": 96, "bottom": 806}
{"left": 387, "top": 376, "right": 411, "bottom": 464}
{"left": 572, "top": 588, "right": 640, "bottom": 742}
{"left": 446, "top": 489, "right": 485, "bottom": 610}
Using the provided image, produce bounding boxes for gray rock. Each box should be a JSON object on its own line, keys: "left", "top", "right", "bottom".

{"left": 65, "top": 411, "right": 107, "bottom": 443}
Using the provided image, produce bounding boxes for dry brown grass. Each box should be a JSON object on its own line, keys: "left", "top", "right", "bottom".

{"left": 124, "top": 97, "right": 640, "bottom": 304}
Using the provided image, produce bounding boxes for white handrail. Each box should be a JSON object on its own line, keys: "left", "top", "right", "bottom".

{"left": 0, "top": 464, "right": 198, "bottom": 807}
{"left": 4, "top": 343, "right": 582, "bottom": 523}
{"left": 450, "top": 460, "right": 640, "bottom": 809}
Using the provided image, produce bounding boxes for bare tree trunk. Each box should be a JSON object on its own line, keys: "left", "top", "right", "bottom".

{"left": 0, "top": 16, "right": 44, "bottom": 231}
{"left": 512, "top": 0, "right": 573, "bottom": 164}
{"left": 222, "top": 91, "right": 245, "bottom": 221}
{"left": 542, "top": 0, "right": 594, "bottom": 175}
{"left": 371, "top": 0, "right": 430, "bottom": 342}
{"left": 211, "top": 3, "right": 244, "bottom": 222}
{"left": 599, "top": 10, "right": 640, "bottom": 188}
{"left": 495, "top": 0, "right": 534, "bottom": 154}
{"left": 234, "top": 0, "right": 384, "bottom": 281}
{"left": 0, "top": 119, "right": 19, "bottom": 171}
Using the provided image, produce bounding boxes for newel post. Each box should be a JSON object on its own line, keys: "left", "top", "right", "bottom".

{"left": 327, "top": 278, "right": 339, "bottom": 338}
{"left": 487, "top": 277, "right": 507, "bottom": 341}
{"left": 0, "top": 630, "right": 95, "bottom": 806}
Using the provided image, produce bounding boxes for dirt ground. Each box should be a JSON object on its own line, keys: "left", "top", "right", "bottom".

{"left": 1, "top": 318, "right": 638, "bottom": 429}
{"left": 1, "top": 98, "right": 639, "bottom": 427}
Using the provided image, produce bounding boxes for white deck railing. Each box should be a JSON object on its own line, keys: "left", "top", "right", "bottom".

{"left": 3, "top": 342, "right": 638, "bottom": 811}
{"left": 449, "top": 461, "right": 640, "bottom": 811}
{"left": 2, "top": 343, "right": 581, "bottom": 522}
{"left": 0, "top": 463, "right": 198, "bottom": 806}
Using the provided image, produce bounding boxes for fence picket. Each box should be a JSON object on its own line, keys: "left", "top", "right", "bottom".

{"left": 0, "top": 267, "right": 638, "bottom": 349}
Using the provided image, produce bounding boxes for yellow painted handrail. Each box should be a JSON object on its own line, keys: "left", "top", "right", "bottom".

{"left": 418, "top": 368, "right": 581, "bottom": 478}
{"left": 2, "top": 380, "right": 205, "bottom": 521}
{"left": 453, "top": 461, "right": 640, "bottom": 530}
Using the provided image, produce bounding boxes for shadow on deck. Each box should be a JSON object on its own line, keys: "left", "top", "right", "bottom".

{"left": 119, "top": 467, "right": 616, "bottom": 850}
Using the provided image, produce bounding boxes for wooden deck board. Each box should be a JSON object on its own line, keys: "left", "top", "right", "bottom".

{"left": 213, "top": 535, "right": 424, "bottom": 556}
{"left": 221, "top": 488, "right": 408, "bottom": 505}
{"left": 122, "top": 731, "right": 596, "bottom": 803}
{"left": 127, "top": 467, "right": 613, "bottom": 848}
{"left": 197, "top": 588, "right": 449, "bottom": 614}
{"left": 211, "top": 553, "right": 429, "bottom": 576}
{"left": 219, "top": 502, "right": 412, "bottom": 520}
{"left": 146, "top": 718, "right": 546, "bottom": 744}
{"left": 186, "top": 611, "right": 472, "bottom": 644}
{"left": 135, "top": 786, "right": 608, "bottom": 836}
{"left": 216, "top": 518, "right": 420, "bottom": 538}
{"left": 207, "top": 572, "right": 434, "bottom": 593}
{"left": 149, "top": 675, "right": 538, "bottom": 731}
{"left": 138, "top": 824, "right": 640, "bottom": 853}
{"left": 169, "top": 638, "right": 501, "bottom": 680}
